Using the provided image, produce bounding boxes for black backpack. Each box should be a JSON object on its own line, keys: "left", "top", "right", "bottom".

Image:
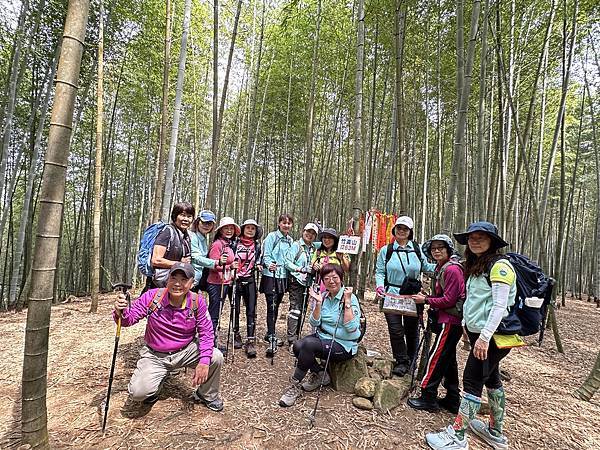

{"left": 488, "top": 253, "right": 555, "bottom": 338}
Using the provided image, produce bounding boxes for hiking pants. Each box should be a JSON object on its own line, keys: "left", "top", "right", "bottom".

{"left": 206, "top": 283, "right": 230, "bottom": 343}
{"left": 384, "top": 313, "right": 419, "bottom": 367}
{"left": 233, "top": 276, "right": 257, "bottom": 338}
{"left": 420, "top": 322, "right": 463, "bottom": 400}
{"left": 292, "top": 334, "right": 352, "bottom": 381}
{"left": 128, "top": 342, "right": 223, "bottom": 402}
{"left": 287, "top": 276, "right": 309, "bottom": 345}
{"left": 462, "top": 331, "right": 511, "bottom": 397}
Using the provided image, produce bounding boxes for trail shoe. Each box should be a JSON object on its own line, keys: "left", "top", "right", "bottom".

{"left": 142, "top": 394, "right": 159, "bottom": 405}
{"left": 234, "top": 333, "right": 243, "bottom": 350}
{"left": 407, "top": 395, "right": 439, "bottom": 412}
{"left": 266, "top": 337, "right": 278, "bottom": 357}
{"left": 425, "top": 426, "right": 469, "bottom": 450}
{"left": 244, "top": 338, "right": 257, "bottom": 358}
{"left": 392, "top": 363, "right": 409, "bottom": 377}
{"left": 279, "top": 378, "right": 303, "bottom": 407}
{"left": 301, "top": 370, "right": 331, "bottom": 392}
{"left": 193, "top": 391, "right": 224, "bottom": 412}
{"left": 263, "top": 334, "right": 284, "bottom": 347}
{"left": 437, "top": 395, "right": 461, "bottom": 414}
{"left": 469, "top": 419, "right": 508, "bottom": 450}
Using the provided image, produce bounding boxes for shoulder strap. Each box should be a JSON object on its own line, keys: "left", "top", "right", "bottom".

{"left": 383, "top": 243, "right": 395, "bottom": 287}
{"left": 485, "top": 255, "right": 507, "bottom": 287}
{"left": 191, "top": 292, "right": 199, "bottom": 318}
{"left": 147, "top": 288, "right": 167, "bottom": 317}
{"left": 293, "top": 242, "right": 304, "bottom": 263}
{"left": 438, "top": 260, "right": 463, "bottom": 291}
{"left": 412, "top": 240, "right": 422, "bottom": 261}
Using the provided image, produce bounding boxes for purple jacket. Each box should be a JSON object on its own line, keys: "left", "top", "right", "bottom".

{"left": 113, "top": 289, "right": 214, "bottom": 365}
{"left": 427, "top": 263, "right": 465, "bottom": 325}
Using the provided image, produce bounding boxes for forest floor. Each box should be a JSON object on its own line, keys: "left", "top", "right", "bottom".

{"left": 0, "top": 291, "right": 599, "bottom": 449}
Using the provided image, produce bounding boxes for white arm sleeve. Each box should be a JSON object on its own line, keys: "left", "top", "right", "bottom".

{"left": 480, "top": 282, "right": 511, "bottom": 342}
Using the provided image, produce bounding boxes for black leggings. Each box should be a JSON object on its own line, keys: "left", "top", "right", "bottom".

{"left": 462, "top": 331, "right": 511, "bottom": 397}
{"left": 292, "top": 334, "right": 352, "bottom": 381}
{"left": 233, "top": 277, "right": 257, "bottom": 337}
{"left": 384, "top": 313, "right": 419, "bottom": 366}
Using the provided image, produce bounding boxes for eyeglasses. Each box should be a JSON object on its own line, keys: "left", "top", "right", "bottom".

{"left": 323, "top": 276, "right": 340, "bottom": 282}
{"left": 430, "top": 246, "right": 446, "bottom": 252}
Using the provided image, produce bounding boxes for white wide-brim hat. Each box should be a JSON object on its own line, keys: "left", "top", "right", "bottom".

{"left": 215, "top": 217, "right": 241, "bottom": 237}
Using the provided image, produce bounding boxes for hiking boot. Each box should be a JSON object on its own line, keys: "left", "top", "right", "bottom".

{"left": 425, "top": 425, "right": 469, "bottom": 450}
{"left": 438, "top": 395, "right": 461, "bottom": 414}
{"left": 469, "top": 419, "right": 508, "bottom": 450}
{"left": 142, "top": 394, "right": 159, "bottom": 405}
{"left": 301, "top": 370, "right": 331, "bottom": 392}
{"left": 264, "top": 334, "right": 284, "bottom": 346}
{"left": 192, "top": 390, "right": 224, "bottom": 412}
{"left": 407, "top": 395, "right": 439, "bottom": 412}
{"left": 279, "top": 378, "right": 303, "bottom": 407}
{"left": 234, "top": 333, "right": 243, "bottom": 350}
{"left": 392, "top": 363, "right": 409, "bottom": 377}
{"left": 244, "top": 338, "right": 257, "bottom": 358}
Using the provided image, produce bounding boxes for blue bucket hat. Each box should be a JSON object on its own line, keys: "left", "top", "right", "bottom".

{"left": 453, "top": 221, "right": 509, "bottom": 249}
{"left": 422, "top": 234, "right": 455, "bottom": 260}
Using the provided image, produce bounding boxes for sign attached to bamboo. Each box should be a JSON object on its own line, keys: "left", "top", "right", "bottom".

{"left": 337, "top": 235, "right": 361, "bottom": 254}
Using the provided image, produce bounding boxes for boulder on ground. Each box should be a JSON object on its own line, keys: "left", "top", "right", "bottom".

{"left": 372, "top": 358, "right": 394, "bottom": 379}
{"left": 329, "top": 346, "right": 369, "bottom": 393}
{"left": 352, "top": 396, "right": 374, "bottom": 410}
{"left": 373, "top": 378, "right": 411, "bottom": 412}
{"left": 354, "top": 377, "right": 377, "bottom": 398}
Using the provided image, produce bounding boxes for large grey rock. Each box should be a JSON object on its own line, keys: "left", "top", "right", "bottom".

{"left": 329, "top": 346, "right": 369, "bottom": 393}
{"left": 352, "top": 396, "right": 374, "bottom": 410}
{"left": 354, "top": 377, "right": 377, "bottom": 398}
{"left": 372, "top": 358, "right": 394, "bottom": 379}
{"left": 373, "top": 378, "right": 411, "bottom": 412}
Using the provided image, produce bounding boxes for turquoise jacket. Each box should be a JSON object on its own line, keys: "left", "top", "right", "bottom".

{"left": 190, "top": 231, "right": 216, "bottom": 285}
{"left": 285, "top": 239, "right": 319, "bottom": 286}
{"left": 374, "top": 241, "right": 436, "bottom": 295}
{"left": 261, "top": 230, "right": 294, "bottom": 279}
{"left": 309, "top": 287, "right": 361, "bottom": 355}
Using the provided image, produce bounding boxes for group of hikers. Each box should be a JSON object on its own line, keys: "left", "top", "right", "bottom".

{"left": 114, "top": 201, "right": 521, "bottom": 449}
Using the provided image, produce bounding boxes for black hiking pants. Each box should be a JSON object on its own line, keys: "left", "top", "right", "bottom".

{"left": 385, "top": 313, "right": 419, "bottom": 367}
{"left": 292, "top": 334, "right": 352, "bottom": 381}
{"left": 463, "top": 331, "right": 511, "bottom": 397}
{"left": 233, "top": 276, "right": 257, "bottom": 338}
{"left": 286, "top": 276, "right": 309, "bottom": 345}
{"left": 420, "top": 322, "right": 463, "bottom": 400}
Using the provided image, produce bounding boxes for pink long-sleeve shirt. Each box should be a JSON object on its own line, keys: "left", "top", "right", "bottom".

{"left": 113, "top": 288, "right": 214, "bottom": 365}
{"left": 207, "top": 237, "right": 236, "bottom": 284}
{"left": 427, "top": 263, "right": 465, "bottom": 325}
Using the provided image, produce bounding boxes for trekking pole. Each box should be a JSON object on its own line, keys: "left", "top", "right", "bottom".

{"left": 308, "top": 296, "right": 345, "bottom": 428}
{"left": 102, "top": 282, "right": 132, "bottom": 435}
{"left": 409, "top": 319, "right": 427, "bottom": 392}
{"left": 269, "top": 265, "right": 277, "bottom": 366}
{"left": 225, "top": 270, "right": 237, "bottom": 363}
{"left": 215, "top": 251, "right": 227, "bottom": 350}
{"left": 297, "top": 272, "right": 313, "bottom": 342}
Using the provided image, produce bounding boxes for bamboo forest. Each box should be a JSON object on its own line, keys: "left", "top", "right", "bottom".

{"left": 1, "top": 0, "right": 599, "bottom": 448}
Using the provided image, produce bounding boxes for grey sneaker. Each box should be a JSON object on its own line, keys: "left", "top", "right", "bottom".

{"left": 279, "top": 378, "right": 303, "bottom": 407}
{"left": 469, "top": 419, "right": 508, "bottom": 450}
{"left": 192, "top": 391, "right": 224, "bottom": 412}
{"left": 425, "top": 425, "right": 469, "bottom": 450}
{"left": 301, "top": 370, "right": 331, "bottom": 392}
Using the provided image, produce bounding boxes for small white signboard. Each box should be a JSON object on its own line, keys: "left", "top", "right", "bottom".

{"left": 337, "top": 235, "right": 361, "bottom": 254}
{"left": 380, "top": 292, "right": 418, "bottom": 317}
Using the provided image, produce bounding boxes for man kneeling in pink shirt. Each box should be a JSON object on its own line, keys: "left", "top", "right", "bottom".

{"left": 113, "top": 262, "right": 224, "bottom": 411}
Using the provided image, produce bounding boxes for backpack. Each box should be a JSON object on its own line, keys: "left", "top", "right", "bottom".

{"left": 147, "top": 288, "right": 199, "bottom": 319}
{"left": 137, "top": 221, "right": 172, "bottom": 277}
{"left": 434, "top": 258, "right": 465, "bottom": 317}
{"left": 357, "top": 301, "right": 367, "bottom": 343}
{"left": 487, "top": 253, "right": 555, "bottom": 337}
{"left": 383, "top": 241, "right": 422, "bottom": 289}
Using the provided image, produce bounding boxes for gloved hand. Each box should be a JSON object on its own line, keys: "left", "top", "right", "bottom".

{"left": 375, "top": 286, "right": 385, "bottom": 297}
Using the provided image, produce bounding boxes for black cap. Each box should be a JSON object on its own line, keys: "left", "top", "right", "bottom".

{"left": 169, "top": 262, "right": 195, "bottom": 279}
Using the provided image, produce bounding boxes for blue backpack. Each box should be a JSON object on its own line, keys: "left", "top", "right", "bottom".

{"left": 137, "top": 221, "right": 171, "bottom": 277}
{"left": 490, "top": 253, "right": 555, "bottom": 338}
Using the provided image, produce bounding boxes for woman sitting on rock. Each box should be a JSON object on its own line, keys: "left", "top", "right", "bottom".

{"left": 279, "top": 264, "right": 361, "bottom": 407}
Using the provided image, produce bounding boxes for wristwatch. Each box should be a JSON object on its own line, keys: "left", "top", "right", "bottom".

{"left": 344, "top": 303, "right": 352, "bottom": 310}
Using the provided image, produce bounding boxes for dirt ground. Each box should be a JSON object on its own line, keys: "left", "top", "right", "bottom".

{"left": 0, "top": 290, "right": 599, "bottom": 449}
